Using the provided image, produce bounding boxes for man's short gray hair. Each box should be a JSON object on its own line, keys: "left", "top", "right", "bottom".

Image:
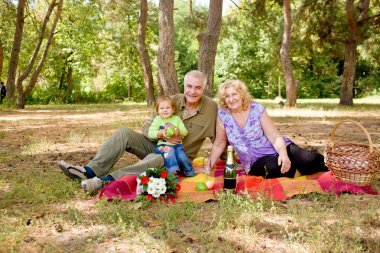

{"left": 184, "top": 70, "right": 207, "bottom": 87}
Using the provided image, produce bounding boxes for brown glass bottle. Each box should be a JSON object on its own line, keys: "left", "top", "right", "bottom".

{"left": 223, "top": 145, "right": 236, "bottom": 191}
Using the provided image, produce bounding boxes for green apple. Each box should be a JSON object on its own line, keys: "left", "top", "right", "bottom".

{"left": 195, "top": 182, "right": 208, "bottom": 191}
{"left": 165, "top": 127, "right": 175, "bottom": 137}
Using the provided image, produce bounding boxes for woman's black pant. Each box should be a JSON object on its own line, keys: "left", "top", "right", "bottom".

{"left": 248, "top": 143, "right": 328, "bottom": 179}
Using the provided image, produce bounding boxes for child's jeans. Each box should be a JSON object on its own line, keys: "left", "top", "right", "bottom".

{"left": 154, "top": 144, "right": 195, "bottom": 177}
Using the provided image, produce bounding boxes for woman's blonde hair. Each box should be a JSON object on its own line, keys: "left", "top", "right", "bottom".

{"left": 155, "top": 96, "right": 176, "bottom": 114}
{"left": 218, "top": 80, "right": 252, "bottom": 110}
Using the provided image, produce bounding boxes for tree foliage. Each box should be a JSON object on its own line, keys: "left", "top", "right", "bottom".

{"left": 1, "top": 0, "right": 379, "bottom": 106}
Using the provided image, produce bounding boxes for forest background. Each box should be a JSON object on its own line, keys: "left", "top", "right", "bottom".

{"left": 1, "top": 0, "right": 379, "bottom": 109}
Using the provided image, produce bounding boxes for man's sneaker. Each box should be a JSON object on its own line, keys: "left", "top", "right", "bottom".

{"left": 58, "top": 160, "right": 87, "bottom": 180}
{"left": 81, "top": 177, "right": 102, "bottom": 193}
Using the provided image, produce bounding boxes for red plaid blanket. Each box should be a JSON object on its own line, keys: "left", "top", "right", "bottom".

{"left": 98, "top": 160, "right": 378, "bottom": 202}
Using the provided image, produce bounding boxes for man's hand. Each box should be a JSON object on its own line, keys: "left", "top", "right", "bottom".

{"left": 165, "top": 135, "right": 183, "bottom": 144}
{"left": 174, "top": 127, "right": 180, "bottom": 136}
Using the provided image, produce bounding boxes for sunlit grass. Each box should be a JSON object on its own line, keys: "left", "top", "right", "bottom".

{"left": 113, "top": 117, "right": 147, "bottom": 129}
{"left": 17, "top": 97, "right": 380, "bottom": 112}
{"left": 284, "top": 194, "right": 378, "bottom": 252}
{"left": 0, "top": 169, "right": 80, "bottom": 209}
{"left": 26, "top": 102, "right": 149, "bottom": 111}
{"left": 22, "top": 138, "right": 55, "bottom": 155}
{"left": 258, "top": 97, "right": 380, "bottom": 109}
{"left": 1, "top": 101, "right": 379, "bottom": 252}
{"left": 0, "top": 179, "right": 11, "bottom": 195}
{"left": 253, "top": 98, "right": 380, "bottom": 119}
{"left": 66, "top": 131, "right": 86, "bottom": 144}
{"left": 65, "top": 130, "right": 108, "bottom": 145}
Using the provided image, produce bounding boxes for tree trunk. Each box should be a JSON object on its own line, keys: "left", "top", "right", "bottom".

{"left": 6, "top": 0, "right": 26, "bottom": 102}
{"left": 67, "top": 65, "right": 73, "bottom": 94}
{"left": 157, "top": 0, "right": 179, "bottom": 96}
{"left": 197, "top": 0, "right": 223, "bottom": 97}
{"left": 340, "top": 42, "right": 356, "bottom": 106}
{"left": 0, "top": 39, "right": 3, "bottom": 78}
{"left": 16, "top": 92, "right": 26, "bottom": 109}
{"left": 156, "top": 73, "right": 164, "bottom": 97}
{"left": 128, "top": 83, "right": 133, "bottom": 98}
{"left": 339, "top": 0, "right": 369, "bottom": 106}
{"left": 59, "top": 51, "right": 73, "bottom": 90}
{"left": 279, "top": 0, "right": 297, "bottom": 107}
{"left": 59, "top": 67, "right": 66, "bottom": 90}
{"left": 16, "top": 0, "right": 56, "bottom": 88}
{"left": 17, "top": 0, "right": 64, "bottom": 109}
{"left": 137, "top": 0, "right": 155, "bottom": 106}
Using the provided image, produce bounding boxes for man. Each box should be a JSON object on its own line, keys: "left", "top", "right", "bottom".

{"left": 0, "top": 82, "right": 6, "bottom": 103}
{"left": 58, "top": 70, "right": 217, "bottom": 193}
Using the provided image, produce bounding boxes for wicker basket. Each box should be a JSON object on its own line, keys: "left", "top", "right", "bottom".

{"left": 324, "top": 121, "right": 380, "bottom": 186}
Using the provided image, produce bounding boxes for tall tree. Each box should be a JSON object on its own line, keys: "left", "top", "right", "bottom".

{"left": 157, "top": 0, "right": 179, "bottom": 95}
{"left": 299, "top": 0, "right": 379, "bottom": 104}
{"left": 197, "top": 0, "right": 223, "bottom": 97}
{"left": 6, "top": 0, "right": 26, "bottom": 102}
{"left": 15, "top": 0, "right": 57, "bottom": 107}
{"left": 137, "top": 0, "right": 155, "bottom": 106}
{"left": 280, "top": 0, "right": 297, "bottom": 107}
{"left": 340, "top": 0, "right": 370, "bottom": 105}
{"left": 16, "top": 0, "right": 64, "bottom": 109}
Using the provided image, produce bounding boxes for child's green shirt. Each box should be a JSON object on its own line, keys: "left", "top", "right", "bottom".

{"left": 148, "top": 115, "right": 188, "bottom": 146}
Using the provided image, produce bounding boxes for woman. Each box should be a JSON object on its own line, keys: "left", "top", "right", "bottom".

{"left": 205, "top": 80, "right": 328, "bottom": 178}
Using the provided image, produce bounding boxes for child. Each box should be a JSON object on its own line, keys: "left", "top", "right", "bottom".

{"left": 148, "top": 96, "right": 195, "bottom": 177}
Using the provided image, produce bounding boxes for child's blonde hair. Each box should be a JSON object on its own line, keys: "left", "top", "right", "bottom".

{"left": 155, "top": 96, "right": 177, "bottom": 114}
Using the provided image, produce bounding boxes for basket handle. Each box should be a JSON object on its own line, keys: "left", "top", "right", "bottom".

{"left": 330, "top": 120, "right": 374, "bottom": 152}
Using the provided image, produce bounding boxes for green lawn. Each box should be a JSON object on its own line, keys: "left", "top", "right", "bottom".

{"left": 0, "top": 99, "right": 379, "bottom": 252}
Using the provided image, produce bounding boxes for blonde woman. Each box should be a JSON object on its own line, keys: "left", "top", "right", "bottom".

{"left": 205, "top": 80, "right": 328, "bottom": 178}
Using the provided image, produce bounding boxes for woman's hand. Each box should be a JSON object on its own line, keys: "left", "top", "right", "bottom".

{"left": 205, "top": 117, "right": 228, "bottom": 175}
{"left": 203, "top": 158, "right": 212, "bottom": 176}
{"left": 261, "top": 111, "right": 291, "bottom": 174}
{"left": 278, "top": 154, "right": 291, "bottom": 174}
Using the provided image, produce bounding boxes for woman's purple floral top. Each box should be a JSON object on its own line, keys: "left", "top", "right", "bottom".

{"left": 218, "top": 102, "right": 291, "bottom": 173}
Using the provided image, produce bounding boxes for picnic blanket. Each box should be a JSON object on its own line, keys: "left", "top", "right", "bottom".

{"left": 98, "top": 160, "right": 378, "bottom": 203}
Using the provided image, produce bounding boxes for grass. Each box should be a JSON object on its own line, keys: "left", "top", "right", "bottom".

{"left": 1, "top": 97, "right": 379, "bottom": 112}
{"left": 25, "top": 102, "right": 150, "bottom": 111}
{"left": 22, "top": 137, "right": 55, "bottom": 155}
{"left": 0, "top": 99, "right": 379, "bottom": 252}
